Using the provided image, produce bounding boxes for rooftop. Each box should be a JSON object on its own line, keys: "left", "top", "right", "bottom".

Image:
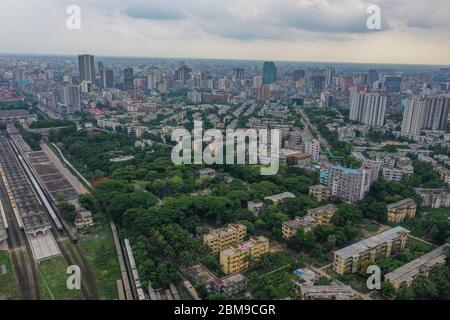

{"left": 308, "top": 204, "right": 337, "bottom": 216}
{"left": 387, "top": 198, "right": 416, "bottom": 210}
{"left": 334, "top": 226, "right": 410, "bottom": 259}
{"left": 385, "top": 245, "right": 448, "bottom": 285}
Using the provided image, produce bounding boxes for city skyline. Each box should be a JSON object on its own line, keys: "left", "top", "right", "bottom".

{"left": 1, "top": 0, "right": 450, "bottom": 65}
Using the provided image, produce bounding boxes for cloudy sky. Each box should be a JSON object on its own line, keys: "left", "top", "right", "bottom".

{"left": 1, "top": 0, "right": 449, "bottom": 64}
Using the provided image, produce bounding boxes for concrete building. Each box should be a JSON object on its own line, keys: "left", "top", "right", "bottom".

{"left": 287, "top": 152, "right": 313, "bottom": 166}
{"left": 382, "top": 166, "right": 414, "bottom": 182}
{"left": 402, "top": 96, "right": 427, "bottom": 135}
{"left": 282, "top": 204, "right": 337, "bottom": 239}
{"left": 75, "top": 209, "right": 94, "bottom": 229}
{"left": 308, "top": 185, "right": 330, "bottom": 202}
{"left": 349, "top": 92, "right": 386, "bottom": 127}
{"left": 385, "top": 245, "right": 448, "bottom": 289}
{"left": 216, "top": 273, "right": 248, "bottom": 296}
{"left": 196, "top": 168, "right": 216, "bottom": 179}
{"left": 78, "top": 54, "right": 95, "bottom": 82}
{"left": 304, "top": 139, "right": 320, "bottom": 162}
{"left": 307, "top": 204, "right": 337, "bottom": 225}
{"left": 333, "top": 227, "right": 410, "bottom": 274}
{"left": 203, "top": 224, "right": 247, "bottom": 254}
{"left": 327, "top": 166, "right": 365, "bottom": 203}
{"left": 387, "top": 198, "right": 417, "bottom": 223}
{"left": 415, "top": 188, "right": 450, "bottom": 208}
{"left": 264, "top": 192, "right": 295, "bottom": 205}
{"left": 220, "top": 236, "right": 269, "bottom": 274}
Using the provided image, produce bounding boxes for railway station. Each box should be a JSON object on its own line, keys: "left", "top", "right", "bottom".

{"left": 0, "top": 136, "right": 60, "bottom": 261}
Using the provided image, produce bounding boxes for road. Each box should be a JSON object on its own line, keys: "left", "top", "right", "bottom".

{"left": 300, "top": 109, "right": 331, "bottom": 152}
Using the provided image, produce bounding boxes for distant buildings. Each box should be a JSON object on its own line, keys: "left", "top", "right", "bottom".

{"left": 58, "top": 84, "right": 81, "bottom": 114}
{"left": 298, "top": 284, "right": 357, "bottom": 300}
{"left": 123, "top": 67, "right": 134, "bottom": 90}
{"left": 203, "top": 224, "right": 247, "bottom": 254}
{"left": 384, "top": 245, "right": 448, "bottom": 289}
{"left": 333, "top": 227, "right": 410, "bottom": 274}
{"left": 78, "top": 54, "right": 95, "bottom": 82}
{"left": 387, "top": 198, "right": 417, "bottom": 223}
{"left": 415, "top": 188, "right": 450, "bottom": 208}
{"left": 220, "top": 236, "right": 269, "bottom": 274}
{"left": 262, "top": 62, "right": 276, "bottom": 85}
{"left": 100, "top": 68, "right": 114, "bottom": 89}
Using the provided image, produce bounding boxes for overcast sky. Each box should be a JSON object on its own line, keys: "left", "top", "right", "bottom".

{"left": 1, "top": 0, "right": 449, "bottom": 65}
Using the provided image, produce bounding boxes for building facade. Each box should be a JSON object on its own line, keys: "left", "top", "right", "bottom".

{"left": 220, "top": 236, "right": 269, "bottom": 274}
{"left": 203, "top": 224, "right": 247, "bottom": 254}
{"left": 387, "top": 198, "right": 417, "bottom": 223}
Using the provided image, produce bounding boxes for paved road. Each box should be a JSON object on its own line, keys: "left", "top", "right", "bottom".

{"left": 40, "top": 144, "right": 89, "bottom": 195}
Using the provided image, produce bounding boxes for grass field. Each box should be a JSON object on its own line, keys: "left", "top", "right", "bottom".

{"left": 0, "top": 251, "right": 21, "bottom": 300}
{"left": 38, "top": 256, "right": 83, "bottom": 300}
{"left": 78, "top": 221, "right": 120, "bottom": 300}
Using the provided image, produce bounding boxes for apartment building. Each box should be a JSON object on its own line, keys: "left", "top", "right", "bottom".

{"left": 282, "top": 204, "right": 337, "bottom": 239}
{"left": 384, "top": 245, "right": 448, "bottom": 289}
{"left": 220, "top": 236, "right": 270, "bottom": 274}
{"left": 264, "top": 192, "right": 295, "bottom": 205}
{"left": 307, "top": 204, "right": 338, "bottom": 225}
{"left": 333, "top": 227, "right": 410, "bottom": 274}
{"left": 415, "top": 188, "right": 450, "bottom": 208}
{"left": 203, "top": 224, "right": 247, "bottom": 254}
{"left": 308, "top": 185, "right": 330, "bottom": 202}
{"left": 387, "top": 198, "right": 417, "bottom": 223}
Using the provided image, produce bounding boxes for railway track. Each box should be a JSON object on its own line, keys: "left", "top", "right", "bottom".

{"left": 1, "top": 180, "right": 41, "bottom": 300}
{"left": 6, "top": 133, "right": 99, "bottom": 300}
{"left": 3, "top": 131, "right": 99, "bottom": 300}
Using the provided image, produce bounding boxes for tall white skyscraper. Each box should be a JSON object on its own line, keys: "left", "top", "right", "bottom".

{"left": 349, "top": 92, "right": 386, "bottom": 127}
{"left": 401, "top": 97, "right": 427, "bottom": 134}
{"left": 363, "top": 93, "right": 386, "bottom": 127}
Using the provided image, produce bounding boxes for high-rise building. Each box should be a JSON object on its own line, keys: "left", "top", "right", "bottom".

{"left": 78, "top": 54, "right": 95, "bottom": 82}
{"left": 233, "top": 68, "right": 244, "bottom": 81}
{"left": 253, "top": 75, "right": 263, "bottom": 88}
{"left": 304, "top": 139, "right": 320, "bottom": 162}
{"left": 383, "top": 75, "right": 402, "bottom": 93}
{"left": 349, "top": 92, "right": 386, "bottom": 127}
{"left": 175, "top": 65, "right": 192, "bottom": 85}
{"left": 423, "top": 95, "right": 450, "bottom": 131}
{"left": 362, "top": 93, "right": 386, "bottom": 127}
{"left": 262, "top": 62, "right": 276, "bottom": 85}
{"left": 368, "top": 69, "right": 379, "bottom": 85}
{"left": 401, "top": 96, "right": 428, "bottom": 134}
{"left": 123, "top": 67, "right": 134, "bottom": 90}
{"left": 58, "top": 84, "right": 81, "bottom": 114}
{"left": 100, "top": 68, "right": 114, "bottom": 89}
{"left": 146, "top": 67, "right": 160, "bottom": 90}
{"left": 325, "top": 67, "right": 335, "bottom": 87}
{"left": 327, "top": 162, "right": 379, "bottom": 203}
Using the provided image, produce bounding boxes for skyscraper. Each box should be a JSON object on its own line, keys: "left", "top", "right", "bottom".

{"left": 262, "top": 62, "right": 276, "bottom": 85}
{"left": 78, "top": 54, "right": 95, "bottom": 82}
{"left": 423, "top": 95, "right": 450, "bottom": 131}
{"left": 383, "top": 75, "right": 402, "bottom": 93}
{"left": 58, "top": 84, "right": 80, "bottom": 114}
{"left": 101, "top": 68, "right": 114, "bottom": 89}
{"left": 175, "top": 65, "right": 192, "bottom": 85}
{"left": 402, "top": 95, "right": 450, "bottom": 134}
{"left": 401, "top": 97, "right": 427, "bottom": 134}
{"left": 349, "top": 92, "right": 386, "bottom": 127}
{"left": 123, "top": 67, "right": 134, "bottom": 90}
{"left": 233, "top": 68, "right": 244, "bottom": 81}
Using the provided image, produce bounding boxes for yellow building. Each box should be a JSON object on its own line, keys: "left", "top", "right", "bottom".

{"left": 203, "top": 224, "right": 247, "bottom": 254}
{"left": 307, "top": 204, "right": 337, "bottom": 225}
{"left": 282, "top": 204, "right": 337, "bottom": 239}
{"left": 333, "top": 227, "right": 410, "bottom": 274}
{"left": 387, "top": 198, "right": 416, "bottom": 223}
{"left": 220, "top": 236, "right": 269, "bottom": 274}
{"left": 308, "top": 185, "right": 330, "bottom": 202}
